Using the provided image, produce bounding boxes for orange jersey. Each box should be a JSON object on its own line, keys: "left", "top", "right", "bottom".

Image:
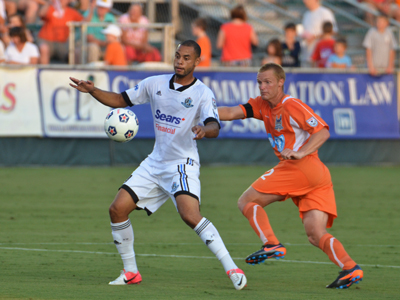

{"left": 104, "top": 41, "right": 127, "bottom": 66}
{"left": 240, "top": 95, "right": 329, "bottom": 161}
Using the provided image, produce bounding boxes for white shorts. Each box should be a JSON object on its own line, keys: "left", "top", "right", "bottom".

{"left": 120, "top": 158, "right": 201, "bottom": 215}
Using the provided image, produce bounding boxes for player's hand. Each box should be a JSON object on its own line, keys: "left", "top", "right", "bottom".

{"left": 280, "top": 148, "right": 304, "bottom": 160}
{"left": 69, "top": 77, "right": 95, "bottom": 93}
{"left": 192, "top": 125, "right": 206, "bottom": 140}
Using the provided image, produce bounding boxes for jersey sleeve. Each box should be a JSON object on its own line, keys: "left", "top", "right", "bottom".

{"left": 285, "top": 99, "right": 329, "bottom": 134}
{"left": 200, "top": 89, "right": 220, "bottom": 128}
{"left": 239, "top": 97, "right": 263, "bottom": 120}
{"left": 121, "top": 76, "right": 152, "bottom": 107}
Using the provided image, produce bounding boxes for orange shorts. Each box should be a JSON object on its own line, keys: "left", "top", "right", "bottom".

{"left": 252, "top": 155, "right": 337, "bottom": 228}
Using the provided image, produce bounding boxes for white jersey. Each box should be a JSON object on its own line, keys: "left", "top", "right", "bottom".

{"left": 122, "top": 74, "right": 220, "bottom": 165}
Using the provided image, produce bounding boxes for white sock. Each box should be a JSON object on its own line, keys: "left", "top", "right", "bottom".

{"left": 194, "top": 217, "right": 238, "bottom": 273}
{"left": 111, "top": 219, "right": 138, "bottom": 273}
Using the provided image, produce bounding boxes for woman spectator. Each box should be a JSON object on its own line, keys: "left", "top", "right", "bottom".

{"left": 216, "top": 5, "right": 258, "bottom": 67}
{"left": 5, "top": 26, "right": 39, "bottom": 64}
{"left": 2, "top": 13, "right": 34, "bottom": 46}
{"left": 262, "top": 38, "right": 282, "bottom": 65}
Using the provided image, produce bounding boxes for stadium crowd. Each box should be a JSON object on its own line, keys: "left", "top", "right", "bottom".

{"left": 0, "top": 0, "right": 397, "bottom": 74}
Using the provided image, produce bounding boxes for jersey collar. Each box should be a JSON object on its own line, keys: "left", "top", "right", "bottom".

{"left": 169, "top": 75, "right": 197, "bottom": 92}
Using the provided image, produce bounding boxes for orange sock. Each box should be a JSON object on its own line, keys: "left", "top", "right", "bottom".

{"left": 242, "top": 202, "right": 280, "bottom": 245}
{"left": 319, "top": 233, "right": 357, "bottom": 270}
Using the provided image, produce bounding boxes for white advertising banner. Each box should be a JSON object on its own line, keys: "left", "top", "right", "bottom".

{"left": 39, "top": 70, "right": 110, "bottom": 137}
{"left": 0, "top": 67, "right": 42, "bottom": 136}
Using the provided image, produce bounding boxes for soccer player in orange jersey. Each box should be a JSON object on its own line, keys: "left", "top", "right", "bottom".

{"left": 218, "top": 63, "right": 363, "bottom": 289}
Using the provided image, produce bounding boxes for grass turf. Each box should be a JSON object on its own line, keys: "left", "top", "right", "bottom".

{"left": 0, "top": 165, "right": 399, "bottom": 299}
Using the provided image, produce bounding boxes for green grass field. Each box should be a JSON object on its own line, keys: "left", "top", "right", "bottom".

{"left": 1, "top": 165, "right": 399, "bottom": 300}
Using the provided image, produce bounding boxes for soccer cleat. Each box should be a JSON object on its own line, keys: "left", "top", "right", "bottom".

{"left": 108, "top": 269, "right": 142, "bottom": 285}
{"left": 326, "top": 265, "right": 363, "bottom": 289}
{"left": 227, "top": 268, "right": 247, "bottom": 290}
{"left": 245, "top": 243, "right": 286, "bottom": 265}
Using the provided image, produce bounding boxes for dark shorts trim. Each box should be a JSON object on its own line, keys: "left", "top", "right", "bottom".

{"left": 119, "top": 184, "right": 153, "bottom": 216}
{"left": 174, "top": 191, "right": 199, "bottom": 201}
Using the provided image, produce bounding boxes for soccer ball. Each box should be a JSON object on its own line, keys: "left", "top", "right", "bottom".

{"left": 104, "top": 108, "right": 139, "bottom": 142}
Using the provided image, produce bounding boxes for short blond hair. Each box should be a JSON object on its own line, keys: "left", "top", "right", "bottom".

{"left": 259, "top": 63, "right": 286, "bottom": 83}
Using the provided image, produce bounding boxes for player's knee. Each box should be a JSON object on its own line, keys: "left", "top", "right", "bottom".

{"left": 179, "top": 211, "right": 201, "bottom": 229}
{"left": 307, "top": 233, "right": 320, "bottom": 247}
{"left": 109, "top": 202, "right": 127, "bottom": 220}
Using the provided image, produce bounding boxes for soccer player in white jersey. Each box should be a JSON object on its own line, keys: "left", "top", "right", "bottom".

{"left": 69, "top": 40, "right": 247, "bottom": 290}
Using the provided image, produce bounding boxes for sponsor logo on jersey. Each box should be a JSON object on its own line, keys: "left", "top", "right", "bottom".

{"left": 156, "top": 123, "right": 176, "bottom": 134}
{"left": 155, "top": 109, "right": 184, "bottom": 124}
{"left": 134, "top": 84, "right": 139, "bottom": 91}
{"left": 267, "top": 133, "right": 285, "bottom": 152}
{"left": 171, "top": 182, "right": 179, "bottom": 193}
{"left": 275, "top": 114, "right": 283, "bottom": 132}
{"left": 156, "top": 90, "right": 162, "bottom": 96}
{"left": 306, "top": 116, "right": 318, "bottom": 127}
{"left": 181, "top": 97, "right": 194, "bottom": 108}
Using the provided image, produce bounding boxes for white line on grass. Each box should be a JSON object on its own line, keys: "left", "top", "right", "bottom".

{"left": 1, "top": 246, "right": 399, "bottom": 269}
{"left": 0, "top": 242, "right": 399, "bottom": 247}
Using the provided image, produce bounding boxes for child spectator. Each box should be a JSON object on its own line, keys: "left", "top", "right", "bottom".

{"left": 101, "top": 24, "right": 127, "bottom": 66}
{"left": 311, "top": 21, "right": 335, "bottom": 68}
{"left": 363, "top": 14, "right": 397, "bottom": 76}
{"left": 281, "top": 22, "right": 301, "bottom": 67}
{"left": 5, "top": 26, "right": 39, "bottom": 64}
{"left": 38, "top": 0, "right": 83, "bottom": 64}
{"left": 326, "top": 38, "right": 353, "bottom": 69}
{"left": 191, "top": 18, "right": 211, "bottom": 67}
{"left": 262, "top": 38, "right": 282, "bottom": 65}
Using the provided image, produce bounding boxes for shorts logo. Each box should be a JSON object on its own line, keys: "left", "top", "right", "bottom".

{"left": 181, "top": 97, "right": 194, "bottom": 108}
{"left": 156, "top": 90, "right": 162, "bottom": 96}
{"left": 307, "top": 116, "right": 318, "bottom": 127}
{"left": 275, "top": 115, "right": 283, "bottom": 132}
{"left": 171, "top": 182, "right": 179, "bottom": 193}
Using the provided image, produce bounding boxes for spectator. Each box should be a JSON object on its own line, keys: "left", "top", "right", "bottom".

{"left": 301, "top": 0, "right": 337, "bottom": 66}
{"left": 363, "top": 14, "right": 397, "bottom": 76}
{"left": 359, "top": 0, "right": 400, "bottom": 24}
{"left": 4, "top": 26, "right": 39, "bottom": 64}
{"left": 216, "top": 4, "right": 258, "bottom": 67}
{"left": 0, "top": 38, "right": 5, "bottom": 63}
{"left": 118, "top": 3, "right": 161, "bottom": 64}
{"left": 84, "top": 0, "right": 115, "bottom": 63}
{"left": 0, "top": 0, "right": 5, "bottom": 26}
{"left": 2, "top": 13, "right": 34, "bottom": 46}
{"left": 101, "top": 24, "right": 126, "bottom": 66}
{"left": 281, "top": 22, "right": 301, "bottom": 68}
{"left": 262, "top": 38, "right": 282, "bottom": 65}
{"left": 12, "top": 0, "right": 45, "bottom": 24}
{"left": 326, "top": 38, "right": 353, "bottom": 69}
{"left": 38, "top": 0, "right": 83, "bottom": 64}
{"left": 311, "top": 21, "right": 335, "bottom": 68}
{"left": 191, "top": 17, "right": 211, "bottom": 67}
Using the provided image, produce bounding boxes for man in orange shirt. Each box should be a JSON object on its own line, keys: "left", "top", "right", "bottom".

{"left": 191, "top": 18, "right": 211, "bottom": 67}
{"left": 102, "top": 24, "right": 127, "bottom": 66}
{"left": 218, "top": 63, "right": 363, "bottom": 289}
{"left": 37, "top": 0, "right": 83, "bottom": 64}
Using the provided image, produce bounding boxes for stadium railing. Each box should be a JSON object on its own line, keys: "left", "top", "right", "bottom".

{"left": 67, "top": 22, "right": 175, "bottom": 65}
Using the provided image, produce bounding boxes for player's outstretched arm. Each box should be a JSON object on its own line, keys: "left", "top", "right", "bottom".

{"left": 69, "top": 77, "right": 126, "bottom": 108}
{"left": 192, "top": 122, "right": 219, "bottom": 140}
{"left": 218, "top": 106, "right": 245, "bottom": 121}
